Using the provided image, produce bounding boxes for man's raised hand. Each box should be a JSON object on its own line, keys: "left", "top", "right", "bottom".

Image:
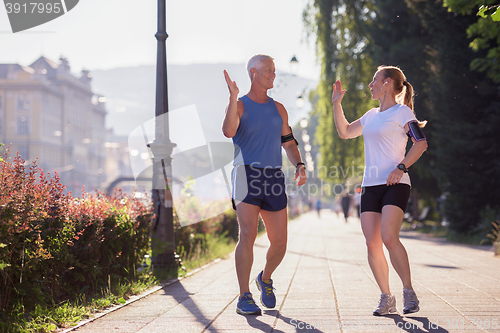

{"left": 224, "top": 70, "right": 239, "bottom": 98}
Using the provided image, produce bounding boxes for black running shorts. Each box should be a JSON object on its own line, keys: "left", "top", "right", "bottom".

{"left": 231, "top": 164, "right": 287, "bottom": 212}
{"left": 361, "top": 184, "right": 411, "bottom": 213}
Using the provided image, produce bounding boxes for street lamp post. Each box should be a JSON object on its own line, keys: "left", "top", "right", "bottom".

{"left": 270, "top": 56, "right": 300, "bottom": 97}
{"left": 290, "top": 55, "right": 299, "bottom": 75}
{"left": 148, "top": 0, "right": 180, "bottom": 270}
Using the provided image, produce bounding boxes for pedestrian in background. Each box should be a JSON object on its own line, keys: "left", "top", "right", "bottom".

{"left": 341, "top": 189, "right": 352, "bottom": 223}
{"left": 316, "top": 199, "right": 321, "bottom": 218}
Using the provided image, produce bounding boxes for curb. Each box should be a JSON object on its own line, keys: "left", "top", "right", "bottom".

{"left": 62, "top": 258, "right": 222, "bottom": 332}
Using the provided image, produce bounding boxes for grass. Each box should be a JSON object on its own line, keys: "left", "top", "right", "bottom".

{"left": 1, "top": 273, "right": 156, "bottom": 333}
{"left": 179, "top": 233, "right": 236, "bottom": 273}
{"left": 402, "top": 219, "right": 498, "bottom": 246}
{"left": 401, "top": 220, "right": 448, "bottom": 238}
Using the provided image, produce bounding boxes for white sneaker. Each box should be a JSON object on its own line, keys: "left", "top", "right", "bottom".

{"left": 373, "top": 293, "right": 396, "bottom": 316}
{"left": 403, "top": 289, "right": 420, "bottom": 314}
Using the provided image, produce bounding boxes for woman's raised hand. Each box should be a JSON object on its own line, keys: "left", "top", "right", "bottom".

{"left": 332, "top": 80, "right": 347, "bottom": 104}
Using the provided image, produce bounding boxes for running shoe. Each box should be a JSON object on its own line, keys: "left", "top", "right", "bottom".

{"left": 372, "top": 293, "right": 396, "bottom": 316}
{"left": 403, "top": 288, "right": 420, "bottom": 314}
{"left": 256, "top": 270, "right": 276, "bottom": 308}
{"left": 236, "top": 292, "right": 261, "bottom": 315}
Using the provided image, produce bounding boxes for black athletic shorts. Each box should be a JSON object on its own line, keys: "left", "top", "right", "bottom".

{"left": 361, "top": 184, "right": 411, "bottom": 213}
{"left": 231, "top": 164, "right": 287, "bottom": 212}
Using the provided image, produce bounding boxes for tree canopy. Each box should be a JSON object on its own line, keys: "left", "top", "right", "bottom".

{"left": 304, "top": 0, "right": 376, "bottom": 186}
{"left": 443, "top": 1, "right": 500, "bottom": 83}
{"left": 305, "top": 0, "right": 500, "bottom": 234}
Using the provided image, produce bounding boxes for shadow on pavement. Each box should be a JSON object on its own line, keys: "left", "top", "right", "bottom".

{"left": 400, "top": 231, "right": 493, "bottom": 253}
{"left": 240, "top": 310, "right": 285, "bottom": 333}
{"left": 390, "top": 314, "right": 449, "bottom": 333}
{"left": 160, "top": 281, "right": 220, "bottom": 333}
{"left": 277, "top": 313, "right": 325, "bottom": 333}
{"left": 240, "top": 311, "right": 449, "bottom": 333}
{"left": 423, "top": 264, "right": 459, "bottom": 269}
{"left": 237, "top": 310, "right": 326, "bottom": 333}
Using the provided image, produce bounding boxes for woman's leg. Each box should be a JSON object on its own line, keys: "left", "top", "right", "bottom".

{"left": 360, "top": 211, "right": 391, "bottom": 294}
{"left": 380, "top": 205, "right": 412, "bottom": 289}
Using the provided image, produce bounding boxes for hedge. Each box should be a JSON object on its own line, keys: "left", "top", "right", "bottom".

{"left": 0, "top": 151, "right": 153, "bottom": 316}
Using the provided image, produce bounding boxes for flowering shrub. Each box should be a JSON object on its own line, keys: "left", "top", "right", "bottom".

{"left": 0, "top": 150, "right": 152, "bottom": 315}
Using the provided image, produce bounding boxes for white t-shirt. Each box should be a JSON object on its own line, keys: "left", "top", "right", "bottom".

{"left": 360, "top": 104, "right": 417, "bottom": 187}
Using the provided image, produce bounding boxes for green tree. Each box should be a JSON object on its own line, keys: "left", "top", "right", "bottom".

{"left": 304, "top": 0, "right": 500, "bottom": 235}
{"left": 443, "top": 0, "right": 500, "bottom": 83}
{"left": 406, "top": 0, "right": 500, "bottom": 234}
{"left": 365, "top": 0, "right": 441, "bottom": 204}
{"left": 303, "top": 0, "right": 376, "bottom": 185}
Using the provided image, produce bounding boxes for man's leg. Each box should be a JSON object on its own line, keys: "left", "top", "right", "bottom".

{"left": 235, "top": 202, "right": 261, "bottom": 296}
{"left": 259, "top": 208, "right": 288, "bottom": 280}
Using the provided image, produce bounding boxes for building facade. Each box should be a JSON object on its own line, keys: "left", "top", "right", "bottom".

{"left": 0, "top": 56, "right": 107, "bottom": 194}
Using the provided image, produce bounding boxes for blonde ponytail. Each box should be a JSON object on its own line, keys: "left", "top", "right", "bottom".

{"left": 376, "top": 65, "right": 427, "bottom": 128}
{"left": 403, "top": 81, "right": 414, "bottom": 111}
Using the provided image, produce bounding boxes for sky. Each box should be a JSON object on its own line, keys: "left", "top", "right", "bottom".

{"left": 0, "top": 0, "right": 320, "bottom": 80}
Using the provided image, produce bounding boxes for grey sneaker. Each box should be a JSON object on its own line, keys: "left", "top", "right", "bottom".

{"left": 373, "top": 293, "right": 396, "bottom": 316}
{"left": 403, "top": 289, "right": 420, "bottom": 314}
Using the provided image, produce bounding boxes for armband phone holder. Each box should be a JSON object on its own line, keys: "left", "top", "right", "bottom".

{"left": 408, "top": 121, "right": 426, "bottom": 142}
{"left": 281, "top": 126, "right": 299, "bottom": 146}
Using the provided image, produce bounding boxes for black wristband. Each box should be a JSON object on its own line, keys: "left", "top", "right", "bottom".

{"left": 296, "top": 162, "right": 305, "bottom": 168}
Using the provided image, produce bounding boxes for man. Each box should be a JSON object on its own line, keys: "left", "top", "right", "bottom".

{"left": 222, "top": 54, "right": 307, "bottom": 315}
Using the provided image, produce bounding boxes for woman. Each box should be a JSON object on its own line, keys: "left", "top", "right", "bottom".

{"left": 331, "top": 66, "right": 428, "bottom": 315}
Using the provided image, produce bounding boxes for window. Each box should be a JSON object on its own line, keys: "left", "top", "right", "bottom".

{"left": 16, "top": 116, "right": 30, "bottom": 135}
{"left": 42, "top": 119, "right": 62, "bottom": 139}
{"left": 43, "top": 95, "right": 63, "bottom": 118}
{"left": 16, "top": 94, "right": 30, "bottom": 111}
{"left": 17, "top": 145, "right": 29, "bottom": 159}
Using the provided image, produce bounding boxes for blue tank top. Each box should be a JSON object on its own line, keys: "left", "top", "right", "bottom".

{"left": 232, "top": 95, "right": 283, "bottom": 168}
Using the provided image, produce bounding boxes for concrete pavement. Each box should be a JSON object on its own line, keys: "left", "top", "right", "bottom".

{"left": 71, "top": 210, "right": 500, "bottom": 332}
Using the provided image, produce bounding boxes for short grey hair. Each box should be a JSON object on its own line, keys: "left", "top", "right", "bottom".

{"left": 247, "top": 54, "right": 274, "bottom": 79}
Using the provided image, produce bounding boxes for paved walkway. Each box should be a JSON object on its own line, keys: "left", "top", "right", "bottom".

{"left": 72, "top": 210, "right": 500, "bottom": 332}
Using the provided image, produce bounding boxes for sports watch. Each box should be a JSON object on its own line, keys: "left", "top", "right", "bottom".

{"left": 397, "top": 163, "right": 408, "bottom": 173}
